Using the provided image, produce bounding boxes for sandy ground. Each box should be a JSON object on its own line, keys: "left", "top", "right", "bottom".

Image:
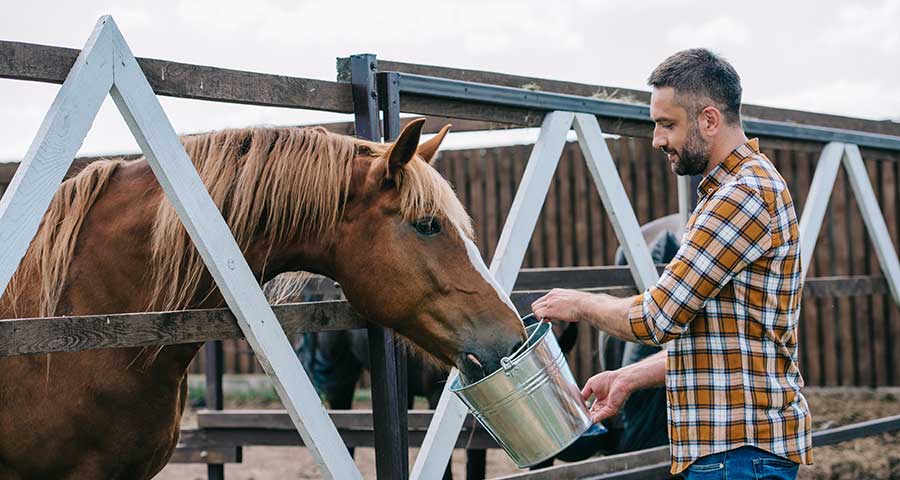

{"left": 156, "top": 387, "right": 900, "bottom": 479}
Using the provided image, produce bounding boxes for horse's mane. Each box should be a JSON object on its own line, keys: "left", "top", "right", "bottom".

{"left": 3, "top": 160, "right": 124, "bottom": 317}
{"left": 148, "top": 126, "right": 472, "bottom": 311}
{"left": 5, "top": 125, "right": 472, "bottom": 317}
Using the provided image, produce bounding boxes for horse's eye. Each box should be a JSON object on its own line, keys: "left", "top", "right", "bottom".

{"left": 412, "top": 218, "right": 441, "bottom": 237}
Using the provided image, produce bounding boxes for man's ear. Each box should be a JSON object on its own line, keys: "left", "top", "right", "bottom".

{"left": 417, "top": 124, "right": 452, "bottom": 164}
{"left": 385, "top": 118, "right": 426, "bottom": 178}
{"left": 700, "top": 106, "right": 722, "bottom": 135}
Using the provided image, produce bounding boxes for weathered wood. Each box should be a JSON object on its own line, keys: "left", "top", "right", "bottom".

{"left": 0, "top": 19, "right": 113, "bottom": 303}
{"left": 494, "top": 445, "right": 670, "bottom": 480}
{"left": 0, "top": 40, "right": 354, "bottom": 113}
{"left": 169, "top": 446, "right": 242, "bottom": 464}
{"left": 0, "top": 300, "right": 364, "bottom": 356}
{"left": 495, "top": 414, "right": 900, "bottom": 480}
{"left": 178, "top": 426, "right": 498, "bottom": 450}
{"left": 0, "top": 275, "right": 885, "bottom": 357}
{"left": 198, "top": 409, "right": 469, "bottom": 431}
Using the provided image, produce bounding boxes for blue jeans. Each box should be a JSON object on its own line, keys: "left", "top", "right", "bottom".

{"left": 679, "top": 446, "right": 799, "bottom": 480}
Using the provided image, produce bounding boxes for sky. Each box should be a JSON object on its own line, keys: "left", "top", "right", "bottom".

{"left": 1, "top": 0, "right": 899, "bottom": 160}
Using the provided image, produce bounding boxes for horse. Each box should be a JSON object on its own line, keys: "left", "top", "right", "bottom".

{"left": 0, "top": 118, "right": 527, "bottom": 479}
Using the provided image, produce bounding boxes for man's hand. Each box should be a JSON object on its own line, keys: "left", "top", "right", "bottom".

{"left": 531, "top": 288, "right": 594, "bottom": 323}
{"left": 581, "top": 369, "right": 634, "bottom": 424}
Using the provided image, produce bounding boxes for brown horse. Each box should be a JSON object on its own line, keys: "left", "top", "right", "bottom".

{"left": 0, "top": 118, "right": 526, "bottom": 479}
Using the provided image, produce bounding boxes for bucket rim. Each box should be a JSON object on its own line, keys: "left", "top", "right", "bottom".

{"left": 450, "top": 319, "right": 551, "bottom": 393}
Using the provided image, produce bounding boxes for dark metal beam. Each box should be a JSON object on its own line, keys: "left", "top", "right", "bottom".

{"left": 351, "top": 54, "right": 409, "bottom": 480}
{"left": 393, "top": 73, "right": 900, "bottom": 152}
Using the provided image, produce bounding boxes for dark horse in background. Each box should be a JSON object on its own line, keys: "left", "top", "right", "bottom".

{"left": 0, "top": 119, "right": 527, "bottom": 479}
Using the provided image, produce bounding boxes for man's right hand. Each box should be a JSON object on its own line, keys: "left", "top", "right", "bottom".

{"left": 580, "top": 369, "right": 634, "bottom": 424}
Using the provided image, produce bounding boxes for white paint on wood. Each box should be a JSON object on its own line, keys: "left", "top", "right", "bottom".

{"left": 842, "top": 144, "right": 900, "bottom": 305}
{"left": 414, "top": 112, "right": 662, "bottom": 479}
{"left": 412, "top": 111, "right": 575, "bottom": 480}
{"left": 0, "top": 18, "right": 113, "bottom": 297}
{"left": 573, "top": 113, "right": 658, "bottom": 290}
{"left": 0, "top": 15, "right": 359, "bottom": 479}
{"left": 797, "top": 142, "right": 845, "bottom": 281}
{"left": 489, "top": 111, "right": 576, "bottom": 291}
{"left": 103, "top": 18, "right": 359, "bottom": 479}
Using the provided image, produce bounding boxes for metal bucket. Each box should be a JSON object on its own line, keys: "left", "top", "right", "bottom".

{"left": 449, "top": 317, "right": 592, "bottom": 467}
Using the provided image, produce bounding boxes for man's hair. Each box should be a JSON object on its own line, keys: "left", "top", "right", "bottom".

{"left": 647, "top": 48, "right": 742, "bottom": 125}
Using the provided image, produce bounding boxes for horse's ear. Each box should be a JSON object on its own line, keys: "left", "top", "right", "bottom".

{"left": 385, "top": 118, "right": 426, "bottom": 178}
{"left": 417, "top": 123, "right": 452, "bottom": 164}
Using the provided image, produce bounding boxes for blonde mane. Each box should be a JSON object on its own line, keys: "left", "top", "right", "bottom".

{"left": 148, "top": 126, "right": 473, "bottom": 311}
{"left": 2, "top": 125, "right": 472, "bottom": 317}
{"left": 2, "top": 161, "right": 123, "bottom": 317}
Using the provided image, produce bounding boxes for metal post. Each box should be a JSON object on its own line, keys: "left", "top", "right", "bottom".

{"left": 351, "top": 56, "right": 409, "bottom": 480}
{"left": 204, "top": 341, "right": 225, "bottom": 480}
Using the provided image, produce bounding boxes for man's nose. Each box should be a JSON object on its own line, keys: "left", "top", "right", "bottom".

{"left": 652, "top": 131, "right": 666, "bottom": 150}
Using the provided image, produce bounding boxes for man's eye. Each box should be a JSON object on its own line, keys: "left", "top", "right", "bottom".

{"left": 412, "top": 218, "right": 442, "bottom": 237}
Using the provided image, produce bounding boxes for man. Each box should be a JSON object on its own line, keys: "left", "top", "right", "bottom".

{"left": 532, "top": 49, "right": 812, "bottom": 479}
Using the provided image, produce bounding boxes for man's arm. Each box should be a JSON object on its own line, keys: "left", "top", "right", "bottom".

{"left": 581, "top": 349, "right": 666, "bottom": 423}
{"left": 531, "top": 289, "right": 638, "bottom": 341}
{"left": 533, "top": 182, "right": 772, "bottom": 346}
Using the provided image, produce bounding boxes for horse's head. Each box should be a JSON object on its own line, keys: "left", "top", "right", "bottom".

{"left": 332, "top": 119, "right": 526, "bottom": 381}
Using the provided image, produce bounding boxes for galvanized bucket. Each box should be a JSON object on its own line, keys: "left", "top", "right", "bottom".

{"left": 449, "top": 317, "right": 592, "bottom": 467}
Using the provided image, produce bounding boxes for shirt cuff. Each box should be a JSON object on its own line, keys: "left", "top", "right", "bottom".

{"left": 628, "top": 292, "right": 656, "bottom": 344}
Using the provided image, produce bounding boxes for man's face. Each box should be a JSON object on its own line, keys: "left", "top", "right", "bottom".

{"left": 650, "top": 87, "right": 711, "bottom": 176}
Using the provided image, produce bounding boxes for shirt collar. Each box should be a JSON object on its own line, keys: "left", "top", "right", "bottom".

{"left": 696, "top": 138, "right": 760, "bottom": 199}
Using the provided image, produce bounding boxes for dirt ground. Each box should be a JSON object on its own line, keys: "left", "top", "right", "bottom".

{"left": 156, "top": 387, "right": 900, "bottom": 479}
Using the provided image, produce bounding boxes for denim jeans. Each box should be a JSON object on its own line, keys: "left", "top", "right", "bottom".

{"left": 679, "top": 445, "right": 799, "bottom": 480}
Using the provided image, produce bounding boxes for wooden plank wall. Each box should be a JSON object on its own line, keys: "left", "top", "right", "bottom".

{"left": 2, "top": 136, "right": 899, "bottom": 386}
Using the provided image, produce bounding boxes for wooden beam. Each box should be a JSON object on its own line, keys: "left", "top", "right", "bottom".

{"left": 0, "top": 275, "right": 884, "bottom": 357}
{"left": 197, "top": 409, "right": 468, "bottom": 431}
{"left": 169, "top": 446, "right": 242, "bottom": 464}
{"left": 178, "top": 426, "right": 499, "bottom": 450}
{"left": 0, "top": 300, "right": 364, "bottom": 356}
{"left": 494, "top": 414, "right": 900, "bottom": 479}
{"left": 0, "top": 40, "right": 354, "bottom": 113}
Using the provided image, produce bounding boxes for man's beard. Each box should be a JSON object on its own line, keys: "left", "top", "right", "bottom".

{"left": 665, "top": 126, "right": 710, "bottom": 176}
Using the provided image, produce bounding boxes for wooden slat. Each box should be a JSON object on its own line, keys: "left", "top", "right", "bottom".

{"left": 1, "top": 272, "right": 888, "bottom": 357}
{"left": 495, "top": 414, "right": 900, "bottom": 480}
{"left": 169, "top": 446, "right": 242, "bottom": 464}
{"left": 0, "top": 40, "right": 354, "bottom": 113}
{"left": 0, "top": 300, "right": 364, "bottom": 356}
{"left": 178, "top": 426, "right": 499, "bottom": 450}
{"left": 198, "top": 409, "right": 467, "bottom": 430}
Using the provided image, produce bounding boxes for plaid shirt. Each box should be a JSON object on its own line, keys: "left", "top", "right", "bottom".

{"left": 629, "top": 139, "right": 812, "bottom": 475}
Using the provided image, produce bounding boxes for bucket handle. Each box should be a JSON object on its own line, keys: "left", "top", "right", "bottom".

{"left": 501, "top": 316, "right": 548, "bottom": 375}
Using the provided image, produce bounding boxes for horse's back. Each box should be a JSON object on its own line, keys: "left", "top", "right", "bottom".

{"left": 0, "top": 159, "right": 193, "bottom": 479}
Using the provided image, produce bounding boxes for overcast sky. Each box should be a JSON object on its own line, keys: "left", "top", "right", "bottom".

{"left": 1, "top": 0, "right": 899, "bottom": 160}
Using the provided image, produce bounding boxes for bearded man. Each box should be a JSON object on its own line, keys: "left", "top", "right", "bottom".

{"left": 532, "top": 48, "right": 812, "bottom": 479}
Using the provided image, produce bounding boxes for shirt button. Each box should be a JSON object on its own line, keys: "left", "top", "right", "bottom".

{"left": 708, "top": 188, "right": 714, "bottom": 194}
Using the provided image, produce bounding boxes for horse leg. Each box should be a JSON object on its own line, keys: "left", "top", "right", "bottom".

{"left": 465, "top": 450, "right": 486, "bottom": 480}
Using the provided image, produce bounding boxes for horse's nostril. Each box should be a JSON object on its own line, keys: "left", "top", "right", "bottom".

{"left": 466, "top": 353, "right": 483, "bottom": 370}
